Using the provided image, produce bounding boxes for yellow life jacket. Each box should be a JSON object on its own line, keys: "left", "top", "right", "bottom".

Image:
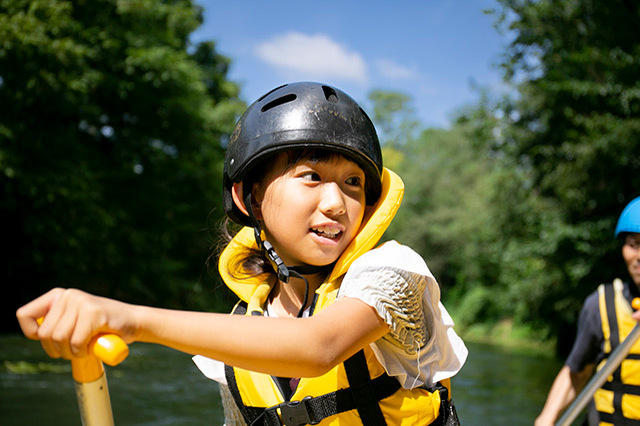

{"left": 593, "top": 278, "right": 640, "bottom": 425}
{"left": 218, "top": 168, "right": 451, "bottom": 425}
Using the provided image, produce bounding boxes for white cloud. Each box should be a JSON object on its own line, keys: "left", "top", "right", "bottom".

{"left": 254, "top": 32, "right": 368, "bottom": 84}
{"left": 375, "top": 59, "right": 419, "bottom": 80}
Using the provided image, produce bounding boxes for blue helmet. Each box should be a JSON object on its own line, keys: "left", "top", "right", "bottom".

{"left": 615, "top": 196, "right": 640, "bottom": 238}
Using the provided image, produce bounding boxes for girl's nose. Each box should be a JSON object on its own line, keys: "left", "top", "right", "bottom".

{"left": 319, "top": 183, "right": 346, "bottom": 216}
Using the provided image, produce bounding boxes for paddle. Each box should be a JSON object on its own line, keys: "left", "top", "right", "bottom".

{"left": 37, "top": 318, "right": 129, "bottom": 426}
{"left": 555, "top": 298, "right": 640, "bottom": 426}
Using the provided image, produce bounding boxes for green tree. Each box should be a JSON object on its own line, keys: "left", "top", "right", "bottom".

{"left": 367, "top": 90, "right": 419, "bottom": 148}
{"left": 370, "top": 90, "right": 514, "bottom": 330}
{"left": 383, "top": 88, "right": 581, "bottom": 344}
{"left": 386, "top": 117, "right": 505, "bottom": 320}
{"left": 0, "top": 0, "right": 244, "bottom": 331}
{"left": 486, "top": 0, "right": 640, "bottom": 350}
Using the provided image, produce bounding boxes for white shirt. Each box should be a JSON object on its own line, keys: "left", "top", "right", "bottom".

{"left": 193, "top": 240, "right": 468, "bottom": 389}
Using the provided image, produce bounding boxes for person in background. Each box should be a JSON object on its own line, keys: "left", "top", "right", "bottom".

{"left": 536, "top": 196, "right": 640, "bottom": 425}
{"left": 17, "top": 82, "right": 468, "bottom": 425}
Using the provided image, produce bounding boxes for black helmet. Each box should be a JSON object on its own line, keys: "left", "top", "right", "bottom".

{"left": 223, "top": 82, "right": 383, "bottom": 226}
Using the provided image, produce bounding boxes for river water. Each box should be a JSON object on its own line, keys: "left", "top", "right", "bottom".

{"left": 2, "top": 335, "right": 568, "bottom": 425}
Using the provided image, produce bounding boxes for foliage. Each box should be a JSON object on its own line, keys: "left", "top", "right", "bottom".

{"left": 485, "top": 0, "right": 640, "bottom": 346}
{"left": 377, "top": 0, "right": 640, "bottom": 350}
{"left": 3, "top": 0, "right": 637, "bottom": 353}
{"left": 367, "top": 90, "right": 419, "bottom": 148}
{"left": 388, "top": 0, "right": 640, "bottom": 349}
{"left": 0, "top": 0, "right": 245, "bottom": 331}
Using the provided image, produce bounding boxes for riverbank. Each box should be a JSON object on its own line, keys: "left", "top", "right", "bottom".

{"left": 456, "top": 317, "right": 558, "bottom": 357}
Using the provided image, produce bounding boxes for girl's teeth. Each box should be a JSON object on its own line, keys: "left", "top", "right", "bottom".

{"left": 313, "top": 227, "right": 340, "bottom": 238}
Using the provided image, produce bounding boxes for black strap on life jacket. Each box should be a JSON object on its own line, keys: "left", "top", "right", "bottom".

{"left": 257, "top": 359, "right": 400, "bottom": 426}
{"left": 223, "top": 302, "right": 401, "bottom": 425}
{"left": 429, "top": 383, "right": 461, "bottom": 426}
{"left": 342, "top": 349, "right": 392, "bottom": 425}
{"left": 222, "top": 301, "right": 457, "bottom": 425}
{"left": 596, "top": 283, "right": 640, "bottom": 425}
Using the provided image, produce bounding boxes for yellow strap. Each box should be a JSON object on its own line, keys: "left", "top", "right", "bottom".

{"left": 599, "top": 284, "right": 612, "bottom": 354}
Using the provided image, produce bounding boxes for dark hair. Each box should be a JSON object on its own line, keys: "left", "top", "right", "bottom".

{"left": 219, "top": 148, "right": 366, "bottom": 282}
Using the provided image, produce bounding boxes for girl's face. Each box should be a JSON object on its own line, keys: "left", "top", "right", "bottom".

{"left": 253, "top": 152, "right": 367, "bottom": 267}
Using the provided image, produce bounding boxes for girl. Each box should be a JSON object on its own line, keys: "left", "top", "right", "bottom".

{"left": 17, "top": 82, "right": 468, "bottom": 425}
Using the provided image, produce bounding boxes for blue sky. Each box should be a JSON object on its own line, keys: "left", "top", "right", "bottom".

{"left": 191, "top": 0, "right": 509, "bottom": 128}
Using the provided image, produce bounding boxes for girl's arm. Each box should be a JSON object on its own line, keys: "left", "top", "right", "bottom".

{"left": 16, "top": 288, "right": 388, "bottom": 378}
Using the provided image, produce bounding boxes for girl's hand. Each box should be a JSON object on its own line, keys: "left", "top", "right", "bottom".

{"left": 16, "top": 288, "right": 137, "bottom": 360}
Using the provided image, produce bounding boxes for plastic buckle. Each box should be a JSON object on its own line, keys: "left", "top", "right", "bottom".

{"left": 279, "top": 397, "right": 318, "bottom": 426}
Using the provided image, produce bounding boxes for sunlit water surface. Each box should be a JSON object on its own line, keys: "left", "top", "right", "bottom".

{"left": 2, "top": 336, "right": 566, "bottom": 425}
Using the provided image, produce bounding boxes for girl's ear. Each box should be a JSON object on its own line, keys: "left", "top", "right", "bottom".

{"left": 231, "top": 182, "right": 250, "bottom": 217}
{"left": 232, "top": 182, "right": 263, "bottom": 220}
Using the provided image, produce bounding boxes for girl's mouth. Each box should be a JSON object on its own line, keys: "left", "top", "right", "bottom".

{"left": 311, "top": 225, "right": 342, "bottom": 239}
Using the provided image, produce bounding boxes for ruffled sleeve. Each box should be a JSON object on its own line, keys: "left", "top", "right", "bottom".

{"left": 338, "top": 240, "right": 468, "bottom": 389}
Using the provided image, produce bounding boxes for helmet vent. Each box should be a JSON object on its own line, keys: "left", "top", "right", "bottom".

{"left": 257, "top": 84, "right": 287, "bottom": 102}
{"left": 322, "top": 85, "right": 338, "bottom": 103}
{"left": 261, "top": 94, "right": 297, "bottom": 112}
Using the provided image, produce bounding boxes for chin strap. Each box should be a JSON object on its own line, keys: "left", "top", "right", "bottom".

{"left": 244, "top": 188, "right": 326, "bottom": 317}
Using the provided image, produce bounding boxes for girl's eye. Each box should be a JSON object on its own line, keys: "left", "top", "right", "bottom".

{"left": 346, "top": 176, "right": 363, "bottom": 187}
{"left": 301, "top": 171, "right": 321, "bottom": 182}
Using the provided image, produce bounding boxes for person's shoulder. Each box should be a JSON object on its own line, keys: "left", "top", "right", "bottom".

{"left": 351, "top": 240, "right": 431, "bottom": 277}
{"left": 580, "top": 280, "right": 619, "bottom": 314}
{"left": 582, "top": 290, "right": 599, "bottom": 314}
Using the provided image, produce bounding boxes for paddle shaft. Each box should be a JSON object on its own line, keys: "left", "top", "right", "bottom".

{"left": 74, "top": 366, "right": 115, "bottom": 426}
